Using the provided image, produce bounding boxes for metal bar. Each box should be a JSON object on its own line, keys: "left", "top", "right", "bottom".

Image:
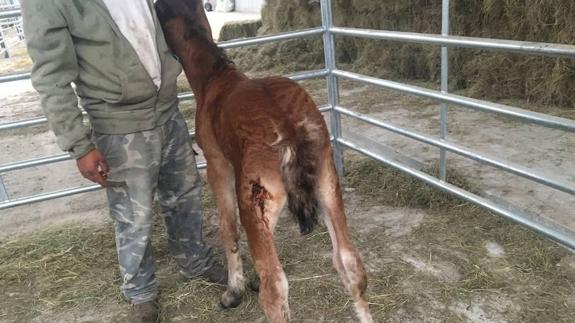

{"left": 0, "top": 93, "right": 196, "bottom": 131}
{"left": 0, "top": 130, "right": 198, "bottom": 173}
{"left": 148, "top": 69, "right": 329, "bottom": 103}
{"left": 178, "top": 92, "right": 194, "bottom": 101}
{"left": 0, "top": 69, "right": 329, "bottom": 132}
{"left": 0, "top": 111, "right": 87, "bottom": 132}
{"left": 439, "top": 0, "right": 450, "bottom": 181}
{"left": 0, "top": 71, "right": 29, "bottom": 83}
{"left": 0, "top": 106, "right": 335, "bottom": 208}
{"left": 218, "top": 27, "right": 325, "bottom": 49}
{"left": 4, "top": 6, "right": 568, "bottom": 59}
{"left": 0, "top": 116, "right": 47, "bottom": 131}
{"left": 0, "top": 105, "right": 328, "bottom": 177}
{"left": 320, "top": 0, "right": 344, "bottom": 176}
{"left": 0, "top": 44, "right": 327, "bottom": 87}
{"left": 287, "top": 69, "right": 330, "bottom": 81}
{"left": 318, "top": 104, "right": 332, "bottom": 113}
{"left": 337, "top": 137, "right": 575, "bottom": 250}
{"left": 335, "top": 105, "right": 575, "bottom": 196}
{"left": 0, "top": 162, "right": 207, "bottom": 211}
{"left": 0, "top": 29, "right": 8, "bottom": 59}
{"left": 331, "top": 27, "right": 575, "bottom": 59}
{"left": 121, "top": 70, "right": 329, "bottom": 102}
{"left": 0, "top": 9, "right": 20, "bottom": 19}
{"left": 333, "top": 69, "right": 575, "bottom": 133}
{"left": 15, "top": 20, "right": 24, "bottom": 41}
{"left": 0, "top": 154, "right": 71, "bottom": 173}
{"left": 0, "top": 176, "right": 8, "bottom": 202}
{"left": 0, "top": 72, "right": 328, "bottom": 184}
{"left": 0, "top": 185, "right": 102, "bottom": 210}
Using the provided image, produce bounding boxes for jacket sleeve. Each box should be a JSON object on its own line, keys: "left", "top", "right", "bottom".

{"left": 22, "top": 0, "right": 94, "bottom": 159}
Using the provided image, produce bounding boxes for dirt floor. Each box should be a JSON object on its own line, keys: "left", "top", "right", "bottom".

{"left": 1, "top": 14, "right": 575, "bottom": 323}
{"left": 334, "top": 79, "right": 575, "bottom": 231}
{"left": 1, "top": 156, "right": 575, "bottom": 322}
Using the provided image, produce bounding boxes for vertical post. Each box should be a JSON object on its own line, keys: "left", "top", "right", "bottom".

{"left": 439, "top": 0, "right": 449, "bottom": 181}
{"left": 0, "top": 29, "right": 9, "bottom": 59}
{"left": 320, "top": 0, "right": 344, "bottom": 177}
{"left": 16, "top": 20, "right": 25, "bottom": 41}
{"left": 0, "top": 176, "right": 8, "bottom": 202}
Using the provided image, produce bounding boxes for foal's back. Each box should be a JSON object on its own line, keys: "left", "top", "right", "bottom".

{"left": 213, "top": 75, "right": 329, "bottom": 156}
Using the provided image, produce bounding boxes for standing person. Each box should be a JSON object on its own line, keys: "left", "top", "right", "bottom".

{"left": 21, "top": 0, "right": 226, "bottom": 321}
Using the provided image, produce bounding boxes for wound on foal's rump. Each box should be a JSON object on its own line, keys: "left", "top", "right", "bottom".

{"left": 250, "top": 180, "right": 272, "bottom": 225}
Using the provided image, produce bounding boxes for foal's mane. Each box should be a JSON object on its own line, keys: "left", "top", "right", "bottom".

{"left": 156, "top": 0, "right": 232, "bottom": 72}
{"left": 174, "top": 1, "right": 233, "bottom": 72}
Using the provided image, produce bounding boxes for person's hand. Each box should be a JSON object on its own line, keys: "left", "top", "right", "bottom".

{"left": 76, "top": 149, "right": 109, "bottom": 187}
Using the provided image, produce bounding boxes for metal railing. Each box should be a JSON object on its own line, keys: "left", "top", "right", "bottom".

{"left": 0, "top": 10, "right": 24, "bottom": 58}
{"left": 0, "top": 8, "right": 332, "bottom": 208}
{"left": 0, "top": 9, "right": 20, "bottom": 20}
{"left": 322, "top": 0, "right": 575, "bottom": 250}
{"left": 0, "top": 69, "right": 330, "bottom": 208}
{"left": 1, "top": 1, "right": 574, "bottom": 251}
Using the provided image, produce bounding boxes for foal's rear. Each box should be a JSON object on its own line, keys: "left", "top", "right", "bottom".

{"left": 155, "top": 0, "right": 372, "bottom": 321}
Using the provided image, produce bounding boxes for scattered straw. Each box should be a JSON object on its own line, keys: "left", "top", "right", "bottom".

{"left": 1, "top": 154, "right": 574, "bottom": 322}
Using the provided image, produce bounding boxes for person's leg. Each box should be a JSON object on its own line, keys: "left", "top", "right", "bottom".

{"left": 156, "top": 111, "right": 225, "bottom": 282}
{"left": 94, "top": 130, "right": 162, "bottom": 304}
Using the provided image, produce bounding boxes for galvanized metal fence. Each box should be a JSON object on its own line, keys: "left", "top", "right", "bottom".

{"left": 1, "top": 1, "right": 575, "bottom": 250}
{"left": 0, "top": 4, "right": 24, "bottom": 58}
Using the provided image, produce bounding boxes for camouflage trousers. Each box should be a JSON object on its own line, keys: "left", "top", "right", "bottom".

{"left": 93, "top": 110, "right": 214, "bottom": 304}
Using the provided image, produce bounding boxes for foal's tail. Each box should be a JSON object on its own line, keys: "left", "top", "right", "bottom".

{"left": 280, "top": 122, "right": 322, "bottom": 235}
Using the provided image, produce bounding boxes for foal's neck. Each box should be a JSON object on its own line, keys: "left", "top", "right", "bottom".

{"left": 177, "top": 34, "right": 236, "bottom": 106}
{"left": 177, "top": 39, "right": 221, "bottom": 93}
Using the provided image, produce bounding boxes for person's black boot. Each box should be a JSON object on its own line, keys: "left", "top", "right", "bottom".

{"left": 129, "top": 299, "right": 159, "bottom": 323}
{"left": 180, "top": 260, "right": 228, "bottom": 285}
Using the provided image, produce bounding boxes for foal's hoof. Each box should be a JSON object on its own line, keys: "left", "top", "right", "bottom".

{"left": 220, "top": 291, "right": 242, "bottom": 309}
{"left": 248, "top": 276, "right": 260, "bottom": 292}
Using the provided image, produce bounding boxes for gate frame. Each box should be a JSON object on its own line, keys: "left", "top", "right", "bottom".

{"left": 1, "top": 1, "right": 575, "bottom": 250}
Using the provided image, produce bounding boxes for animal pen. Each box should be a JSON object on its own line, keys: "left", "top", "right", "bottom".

{"left": 1, "top": 0, "right": 575, "bottom": 257}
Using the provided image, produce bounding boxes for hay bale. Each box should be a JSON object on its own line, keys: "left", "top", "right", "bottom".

{"left": 229, "top": 0, "right": 575, "bottom": 109}
{"left": 219, "top": 20, "right": 263, "bottom": 41}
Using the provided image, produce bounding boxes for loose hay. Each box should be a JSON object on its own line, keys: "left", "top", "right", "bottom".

{"left": 1, "top": 155, "right": 574, "bottom": 321}
{"left": 0, "top": 226, "right": 119, "bottom": 321}
{"left": 344, "top": 154, "right": 575, "bottom": 322}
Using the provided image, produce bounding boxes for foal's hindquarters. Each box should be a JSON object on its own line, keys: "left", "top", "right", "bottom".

{"left": 204, "top": 78, "right": 373, "bottom": 323}
{"left": 152, "top": 0, "right": 370, "bottom": 320}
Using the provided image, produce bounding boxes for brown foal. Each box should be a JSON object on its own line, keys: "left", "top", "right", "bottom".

{"left": 155, "top": 0, "right": 373, "bottom": 321}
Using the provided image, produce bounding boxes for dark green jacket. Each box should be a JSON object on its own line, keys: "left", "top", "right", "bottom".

{"left": 22, "top": 0, "right": 182, "bottom": 158}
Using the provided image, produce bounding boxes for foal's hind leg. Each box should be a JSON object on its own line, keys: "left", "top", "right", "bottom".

{"left": 237, "top": 170, "right": 289, "bottom": 323}
{"left": 317, "top": 150, "right": 373, "bottom": 323}
{"left": 206, "top": 159, "right": 245, "bottom": 308}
